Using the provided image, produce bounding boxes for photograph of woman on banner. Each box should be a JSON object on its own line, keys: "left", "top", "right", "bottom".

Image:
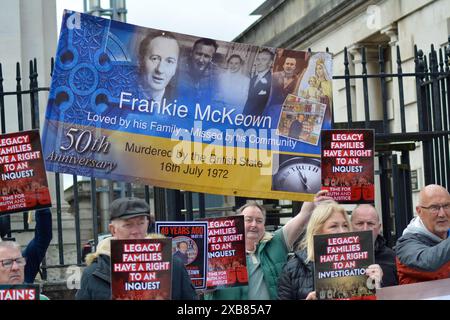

{"left": 215, "top": 53, "right": 250, "bottom": 113}
{"left": 137, "top": 31, "right": 180, "bottom": 105}
{"left": 277, "top": 200, "right": 383, "bottom": 300}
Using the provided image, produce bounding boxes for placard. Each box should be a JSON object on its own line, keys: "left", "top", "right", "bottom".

{"left": 155, "top": 221, "right": 208, "bottom": 289}
{"left": 0, "top": 130, "right": 51, "bottom": 215}
{"left": 0, "top": 284, "right": 40, "bottom": 300}
{"left": 314, "top": 230, "right": 376, "bottom": 300}
{"left": 321, "top": 129, "right": 375, "bottom": 203}
{"left": 205, "top": 215, "right": 247, "bottom": 289}
{"left": 110, "top": 238, "right": 172, "bottom": 300}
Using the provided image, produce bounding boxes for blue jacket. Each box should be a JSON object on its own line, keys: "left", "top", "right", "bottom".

{"left": 22, "top": 208, "right": 52, "bottom": 283}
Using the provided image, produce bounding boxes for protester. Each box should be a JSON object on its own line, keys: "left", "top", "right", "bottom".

{"left": 1, "top": 208, "right": 53, "bottom": 283}
{"left": 277, "top": 200, "right": 383, "bottom": 300}
{"left": 395, "top": 184, "right": 450, "bottom": 284}
{"left": 206, "top": 196, "right": 319, "bottom": 300}
{"left": 0, "top": 241, "right": 49, "bottom": 299}
{"left": 0, "top": 241, "right": 26, "bottom": 284}
{"left": 75, "top": 197, "right": 197, "bottom": 300}
{"left": 351, "top": 204, "right": 398, "bottom": 286}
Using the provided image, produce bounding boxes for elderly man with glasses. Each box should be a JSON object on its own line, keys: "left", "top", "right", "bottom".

{"left": 395, "top": 184, "right": 450, "bottom": 284}
{"left": 0, "top": 241, "right": 48, "bottom": 300}
{"left": 0, "top": 242, "right": 26, "bottom": 284}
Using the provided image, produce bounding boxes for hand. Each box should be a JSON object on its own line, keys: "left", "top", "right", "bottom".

{"left": 284, "top": 191, "right": 334, "bottom": 248}
{"left": 305, "top": 291, "right": 317, "bottom": 300}
{"left": 365, "top": 264, "right": 383, "bottom": 289}
{"left": 313, "top": 189, "right": 334, "bottom": 205}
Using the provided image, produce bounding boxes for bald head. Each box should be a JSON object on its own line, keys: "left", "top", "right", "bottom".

{"left": 351, "top": 204, "right": 381, "bottom": 238}
{"left": 416, "top": 184, "right": 450, "bottom": 239}
{"left": 418, "top": 184, "right": 450, "bottom": 206}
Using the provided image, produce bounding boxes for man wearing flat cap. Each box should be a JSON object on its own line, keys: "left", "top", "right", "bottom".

{"left": 76, "top": 197, "right": 197, "bottom": 300}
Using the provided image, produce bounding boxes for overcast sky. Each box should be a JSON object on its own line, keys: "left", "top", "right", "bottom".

{"left": 56, "top": 0, "right": 265, "bottom": 41}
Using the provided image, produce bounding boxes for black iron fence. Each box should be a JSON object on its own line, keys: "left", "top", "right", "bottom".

{"left": 332, "top": 40, "right": 450, "bottom": 247}
{"left": 0, "top": 36, "right": 449, "bottom": 279}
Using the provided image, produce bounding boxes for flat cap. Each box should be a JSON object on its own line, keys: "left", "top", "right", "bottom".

{"left": 110, "top": 197, "right": 150, "bottom": 221}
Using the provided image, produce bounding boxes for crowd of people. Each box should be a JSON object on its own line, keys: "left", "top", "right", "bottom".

{"left": 0, "top": 184, "right": 448, "bottom": 300}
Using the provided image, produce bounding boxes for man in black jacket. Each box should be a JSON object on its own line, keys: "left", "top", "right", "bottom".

{"left": 242, "top": 49, "right": 274, "bottom": 116}
{"left": 75, "top": 197, "right": 197, "bottom": 300}
{"left": 351, "top": 204, "right": 398, "bottom": 287}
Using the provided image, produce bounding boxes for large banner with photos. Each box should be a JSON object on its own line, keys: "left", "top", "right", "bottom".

{"left": 42, "top": 10, "right": 333, "bottom": 201}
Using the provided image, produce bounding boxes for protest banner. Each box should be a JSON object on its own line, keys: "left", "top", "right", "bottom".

{"left": 155, "top": 221, "right": 208, "bottom": 289}
{"left": 0, "top": 284, "right": 40, "bottom": 300}
{"left": 205, "top": 215, "right": 247, "bottom": 289}
{"left": 314, "top": 230, "right": 376, "bottom": 300}
{"left": 42, "top": 10, "right": 333, "bottom": 201}
{"left": 321, "top": 129, "right": 375, "bottom": 203}
{"left": 110, "top": 238, "right": 172, "bottom": 300}
{"left": 0, "top": 130, "right": 51, "bottom": 215}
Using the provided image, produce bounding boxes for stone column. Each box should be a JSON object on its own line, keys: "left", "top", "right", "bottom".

{"left": 381, "top": 24, "right": 400, "bottom": 131}
{"left": 348, "top": 44, "right": 384, "bottom": 122}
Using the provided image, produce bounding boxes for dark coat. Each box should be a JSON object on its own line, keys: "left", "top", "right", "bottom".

{"left": 271, "top": 71, "right": 299, "bottom": 104}
{"left": 277, "top": 250, "right": 314, "bottom": 300}
{"left": 176, "top": 59, "right": 220, "bottom": 104}
{"left": 76, "top": 253, "right": 111, "bottom": 300}
{"left": 23, "top": 208, "right": 53, "bottom": 283}
{"left": 243, "top": 71, "right": 272, "bottom": 116}
{"left": 75, "top": 238, "right": 198, "bottom": 300}
{"left": 374, "top": 235, "right": 398, "bottom": 287}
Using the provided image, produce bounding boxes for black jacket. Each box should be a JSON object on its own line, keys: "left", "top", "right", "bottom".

{"left": 277, "top": 250, "right": 314, "bottom": 300}
{"left": 374, "top": 235, "right": 398, "bottom": 287}
{"left": 23, "top": 208, "right": 53, "bottom": 283}
{"left": 75, "top": 238, "right": 197, "bottom": 300}
{"left": 243, "top": 71, "right": 272, "bottom": 116}
{"left": 76, "top": 253, "right": 111, "bottom": 300}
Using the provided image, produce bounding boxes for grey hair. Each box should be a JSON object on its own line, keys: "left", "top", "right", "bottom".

{"left": 351, "top": 204, "right": 380, "bottom": 222}
{"left": 0, "top": 241, "right": 22, "bottom": 252}
{"left": 236, "top": 201, "right": 266, "bottom": 220}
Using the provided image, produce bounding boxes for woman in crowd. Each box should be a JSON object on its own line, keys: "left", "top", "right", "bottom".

{"left": 277, "top": 200, "right": 382, "bottom": 300}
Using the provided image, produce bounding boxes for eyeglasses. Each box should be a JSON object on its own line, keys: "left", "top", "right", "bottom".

{"left": 244, "top": 216, "right": 264, "bottom": 224}
{"left": 0, "top": 257, "right": 26, "bottom": 268}
{"left": 420, "top": 203, "right": 450, "bottom": 214}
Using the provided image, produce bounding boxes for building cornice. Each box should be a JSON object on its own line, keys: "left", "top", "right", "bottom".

{"left": 234, "top": 0, "right": 377, "bottom": 48}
